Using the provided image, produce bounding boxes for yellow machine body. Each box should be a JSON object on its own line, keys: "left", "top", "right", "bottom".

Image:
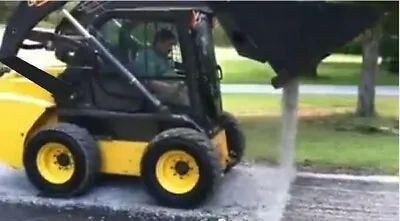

{"left": 0, "top": 66, "right": 230, "bottom": 176}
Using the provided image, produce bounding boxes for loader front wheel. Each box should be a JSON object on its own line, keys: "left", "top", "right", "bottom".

{"left": 141, "top": 128, "right": 221, "bottom": 208}
{"left": 23, "top": 123, "right": 100, "bottom": 197}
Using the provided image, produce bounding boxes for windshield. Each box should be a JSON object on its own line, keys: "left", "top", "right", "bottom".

{"left": 92, "top": 15, "right": 191, "bottom": 108}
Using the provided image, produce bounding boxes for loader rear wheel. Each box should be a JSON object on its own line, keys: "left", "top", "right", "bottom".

{"left": 23, "top": 123, "right": 100, "bottom": 197}
{"left": 141, "top": 128, "right": 221, "bottom": 208}
{"left": 220, "top": 111, "right": 246, "bottom": 173}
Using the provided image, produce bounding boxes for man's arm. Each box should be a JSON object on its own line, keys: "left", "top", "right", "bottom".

{"left": 130, "top": 49, "right": 183, "bottom": 94}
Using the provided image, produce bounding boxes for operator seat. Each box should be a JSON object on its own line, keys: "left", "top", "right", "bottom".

{"left": 55, "top": 39, "right": 146, "bottom": 113}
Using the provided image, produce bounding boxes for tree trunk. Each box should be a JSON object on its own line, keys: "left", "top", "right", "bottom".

{"left": 356, "top": 21, "right": 382, "bottom": 117}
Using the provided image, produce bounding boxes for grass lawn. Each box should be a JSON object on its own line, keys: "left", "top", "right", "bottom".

{"left": 222, "top": 94, "right": 399, "bottom": 174}
{"left": 216, "top": 51, "right": 399, "bottom": 86}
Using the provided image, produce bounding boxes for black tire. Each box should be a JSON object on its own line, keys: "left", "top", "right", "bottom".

{"left": 23, "top": 123, "right": 100, "bottom": 197}
{"left": 220, "top": 111, "right": 246, "bottom": 173}
{"left": 141, "top": 128, "right": 221, "bottom": 208}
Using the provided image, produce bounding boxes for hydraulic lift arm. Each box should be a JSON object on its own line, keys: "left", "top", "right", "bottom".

{"left": 0, "top": 1, "right": 72, "bottom": 101}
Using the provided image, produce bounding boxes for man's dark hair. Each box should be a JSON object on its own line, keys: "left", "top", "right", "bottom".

{"left": 153, "top": 28, "right": 177, "bottom": 44}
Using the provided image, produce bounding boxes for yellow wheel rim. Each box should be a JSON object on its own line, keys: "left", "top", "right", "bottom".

{"left": 36, "top": 142, "right": 75, "bottom": 184}
{"left": 155, "top": 150, "right": 200, "bottom": 194}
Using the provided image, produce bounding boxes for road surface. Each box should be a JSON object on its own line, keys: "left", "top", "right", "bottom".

{"left": 0, "top": 163, "right": 294, "bottom": 221}
{"left": 282, "top": 176, "right": 399, "bottom": 221}
{"left": 0, "top": 164, "right": 398, "bottom": 221}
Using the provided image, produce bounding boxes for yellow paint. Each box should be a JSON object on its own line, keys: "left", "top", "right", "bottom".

{"left": 96, "top": 130, "right": 230, "bottom": 177}
{"left": 0, "top": 65, "right": 62, "bottom": 168}
{"left": 212, "top": 129, "right": 230, "bottom": 169}
{"left": 3, "top": 65, "right": 65, "bottom": 78}
{"left": 0, "top": 76, "right": 147, "bottom": 176}
{"left": 0, "top": 94, "right": 55, "bottom": 168}
{"left": 36, "top": 142, "right": 75, "bottom": 184}
{"left": 42, "top": 66, "right": 66, "bottom": 77}
{"left": 0, "top": 65, "right": 65, "bottom": 101}
{"left": 97, "top": 140, "right": 147, "bottom": 176}
{"left": 0, "top": 104, "right": 229, "bottom": 175}
{"left": 155, "top": 150, "right": 200, "bottom": 194}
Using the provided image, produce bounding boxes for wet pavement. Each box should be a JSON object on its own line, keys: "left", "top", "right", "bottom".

{"left": 282, "top": 176, "right": 399, "bottom": 221}
{"left": 0, "top": 163, "right": 294, "bottom": 221}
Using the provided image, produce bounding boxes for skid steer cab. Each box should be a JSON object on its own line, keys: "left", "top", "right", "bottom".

{"left": 0, "top": 1, "right": 246, "bottom": 208}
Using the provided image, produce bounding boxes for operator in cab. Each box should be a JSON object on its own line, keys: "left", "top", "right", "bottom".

{"left": 130, "top": 29, "right": 189, "bottom": 106}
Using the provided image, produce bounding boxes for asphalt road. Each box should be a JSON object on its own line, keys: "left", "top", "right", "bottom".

{"left": 0, "top": 163, "right": 294, "bottom": 221}
{"left": 282, "top": 176, "right": 399, "bottom": 221}
{"left": 0, "top": 168, "right": 398, "bottom": 221}
{"left": 0, "top": 203, "right": 141, "bottom": 221}
{"left": 0, "top": 202, "right": 229, "bottom": 221}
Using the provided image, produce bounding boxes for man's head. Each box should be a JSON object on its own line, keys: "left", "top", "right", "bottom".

{"left": 153, "top": 29, "right": 177, "bottom": 55}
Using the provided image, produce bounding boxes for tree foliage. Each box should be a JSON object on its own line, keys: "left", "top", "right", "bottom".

{"left": 337, "top": 1, "right": 399, "bottom": 73}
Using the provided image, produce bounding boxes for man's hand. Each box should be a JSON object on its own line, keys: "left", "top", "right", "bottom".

{"left": 150, "top": 80, "right": 171, "bottom": 91}
{"left": 148, "top": 79, "right": 186, "bottom": 94}
{"left": 146, "top": 80, "right": 189, "bottom": 106}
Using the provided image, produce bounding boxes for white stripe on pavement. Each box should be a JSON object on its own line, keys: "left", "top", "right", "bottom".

{"left": 297, "top": 171, "right": 399, "bottom": 183}
{"left": 221, "top": 84, "right": 399, "bottom": 96}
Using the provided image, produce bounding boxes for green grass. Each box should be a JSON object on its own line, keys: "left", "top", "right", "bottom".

{"left": 222, "top": 94, "right": 399, "bottom": 174}
{"left": 218, "top": 58, "right": 399, "bottom": 86}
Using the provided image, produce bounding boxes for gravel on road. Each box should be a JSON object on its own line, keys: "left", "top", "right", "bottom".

{"left": 0, "top": 163, "right": 294, "bottom": 221}
{"left": 282, "top": 176, "right": 399, "bottom": 221}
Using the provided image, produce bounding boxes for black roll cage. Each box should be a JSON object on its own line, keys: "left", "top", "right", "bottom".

{"left": 84, "top": 8, "right": 215, "bottom": 120}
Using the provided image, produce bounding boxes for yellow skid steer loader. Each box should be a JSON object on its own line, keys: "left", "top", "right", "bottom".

{"left": 0, "top": 1, "right": 381, "bottom": 209}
